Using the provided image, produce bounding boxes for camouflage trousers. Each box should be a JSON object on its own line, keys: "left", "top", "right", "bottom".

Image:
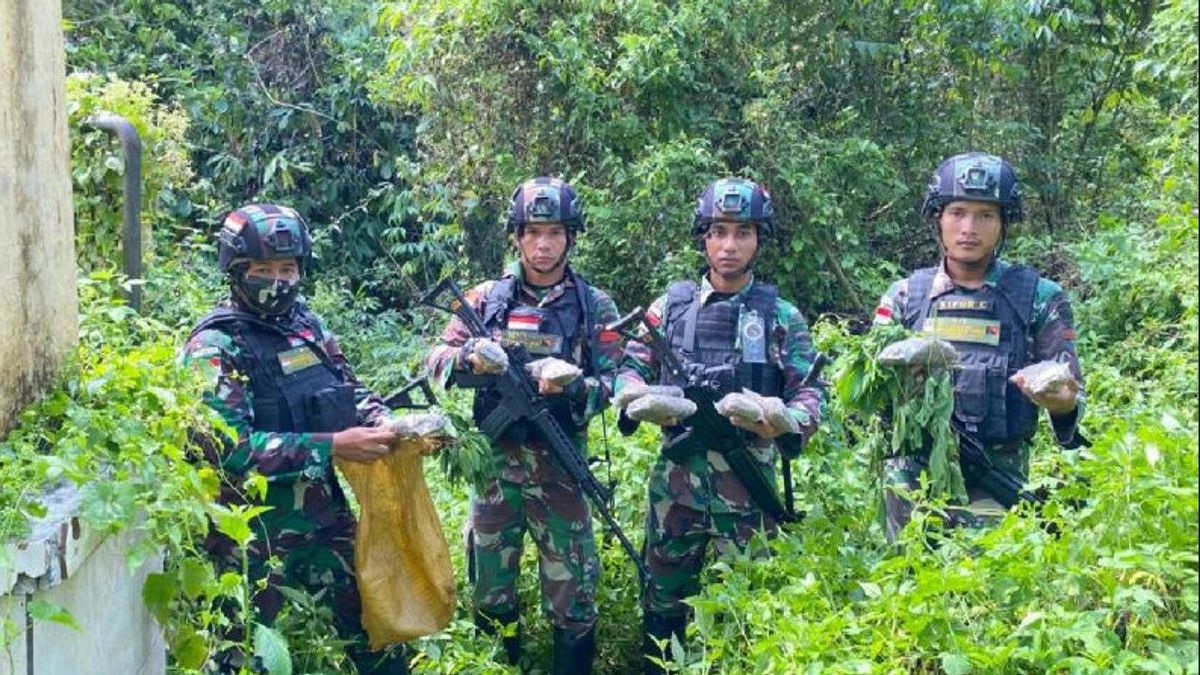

{"left": 206, "top": 520, "right": 406, "bottom": 674}
{"left": 642, "top": 464, "right": 777, "bottom": 617}
{"left": 470, "top": 471, "right": 600, "bottom": 637}
{"left": 881, "top": 446, "right": 1029, "bottom": 542}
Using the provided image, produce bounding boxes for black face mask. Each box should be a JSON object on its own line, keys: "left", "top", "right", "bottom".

{"left": 234, "top": 273, "right": 300, "bottom": 316}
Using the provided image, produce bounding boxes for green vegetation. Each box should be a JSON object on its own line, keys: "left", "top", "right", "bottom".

{"left": 1, "top": 0, "right": 1196, "bottom": 672}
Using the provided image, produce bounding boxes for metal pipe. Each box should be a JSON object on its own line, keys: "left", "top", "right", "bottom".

{"left": 84, "top": 114, "right": 143, "bottom": 312}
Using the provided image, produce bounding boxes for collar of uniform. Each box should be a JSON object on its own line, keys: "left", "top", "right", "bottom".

{"left": 699, "top": 273, "right": 756, "bottom": 305}
{"left": 930, "top": 258, "right": 1007, "bottom": 297}
{"left": 504, "top": 259, "right": 575, "bottom": 306}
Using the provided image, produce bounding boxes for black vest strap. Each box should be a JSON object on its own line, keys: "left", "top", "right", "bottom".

{"left": 904, "top": 267, "right": 938, "bottom": 329}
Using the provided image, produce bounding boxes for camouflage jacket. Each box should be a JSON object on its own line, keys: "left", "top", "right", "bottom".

{"left": 181, "top": 299, "right": 389, "bottom": 548}
{"left": 425, "top": 260, "right": 621, "bottom": 457}
{"left": 873, "top": 257, "right": 1085, "bottom": 446}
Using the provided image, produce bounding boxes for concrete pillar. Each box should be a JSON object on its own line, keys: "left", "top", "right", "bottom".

{"left": 0, "top": 0, "right": 79, "bottom": 435}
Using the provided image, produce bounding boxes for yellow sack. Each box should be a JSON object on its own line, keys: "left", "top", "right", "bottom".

{"left": 336, "top": 437, "right": 455, "bottom": 649}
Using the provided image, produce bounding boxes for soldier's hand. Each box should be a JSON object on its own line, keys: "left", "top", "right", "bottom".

{"left": 332, "top": 426, "right": 399, "bottom": 463}
{"left": 466, "top": 338, "right": 509, "bottom": 374}
{"left": 728, "top": 414, "right": 785, "bottom": 440}
{"left": 526, "top": 357, "right": 581, "bottom": 394}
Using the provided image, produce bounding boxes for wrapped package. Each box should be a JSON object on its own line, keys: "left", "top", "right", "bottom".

{"left": 613, "top": 383, "right": 685, "bottom": 410}
{"left": 715, "top": 391, "right": 764, "bottom": 425}
{"left": 626, "top": 394, "right": 697, "bottom": 425}
{"left": 1015, "top": 359, "right": 1077, "bottom": 395}
{"left": 877, "top": 336, "right": 958, "bottom": 370}
{"left": 471, "top": 339, "right": 509, "bottom": 372}
{"left": 525, "top": 357, "right": 583, "bottom": 387}
{"left": 753, "top": 393, "right": 801, "bottom": 435}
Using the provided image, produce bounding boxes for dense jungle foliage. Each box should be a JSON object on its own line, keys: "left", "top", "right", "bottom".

{"left": 2, "top": 0, "right": 1197, "bottom": 673}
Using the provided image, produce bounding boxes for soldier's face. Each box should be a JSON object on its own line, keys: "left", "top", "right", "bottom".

{"left": 245, "top": 258, "right": 301, "bottom": 282}
{"left": 517, "top": 222, "right": 569, "bottom": 274}
{"left": 938, "top": 201, "right": 1003, "bottom": 264}
{"left": 703, "top": 220, "right": 759, "bottom": 278}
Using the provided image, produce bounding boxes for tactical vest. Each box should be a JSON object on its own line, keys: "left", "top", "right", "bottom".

{"left": 661, "top": 280, "right": 784, "bottom": 397}
{"left": 189, "top": 306, "right": 358, "bottom": 435}
{"left": 903, "top": 264, "right": 1040, "bottom": 446}
{"left": 471, "top": 268, "right": 596, "bottom": 441}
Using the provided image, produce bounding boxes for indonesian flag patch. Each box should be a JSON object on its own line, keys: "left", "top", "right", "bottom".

{"left": 506, "top": 313, "right": 540, "bottom": 331}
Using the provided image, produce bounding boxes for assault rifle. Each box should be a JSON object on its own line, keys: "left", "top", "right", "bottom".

{"left": 950, "top": 417, "right": 1045, "bottom": 510}
{"left": 610, "top": 306, "right": 827, "bottom": 524}
{"left": 420, "top": 278, "right": 650, "bottom": 585}
{"left": 382, "top": 375, "right": 437, "bottom": 410}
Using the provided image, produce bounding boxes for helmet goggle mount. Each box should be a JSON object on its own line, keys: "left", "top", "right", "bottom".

{"left": 957, "top": 160, "right": 1000, "bottom": 197}
{"left": 264, "top": 219, "right": 299, "bottom": 253}
{"left": 525, "top": 187, "right": 560, "bottom": 222}
{"left": 714, "top": 185, "right": 749, "bottom": 218}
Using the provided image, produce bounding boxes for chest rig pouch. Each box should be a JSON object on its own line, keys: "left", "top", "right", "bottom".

{"left": 904, "top": 265, "right": 1040, "bottom": 446}
{"left": 473, "top": 270, "right": 596, "bottom": 443}
{"left": 662, "top": 280, "right": 784, "bottom": 398}
{"left": 191, "top": 308, "right": 357, "bottom": 434}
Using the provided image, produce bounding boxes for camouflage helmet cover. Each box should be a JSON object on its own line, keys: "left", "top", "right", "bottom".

{"left": 505, "top": 177, "right": 585, "bottom": 232}
{"left": 692, "top": 177, "right": 774, "bottom": 236}
{"left": 216, "top": 203, "right": 313, "bottom": 272}
{"left": 921, "top": 152, "right": 1024, "bottom": 224}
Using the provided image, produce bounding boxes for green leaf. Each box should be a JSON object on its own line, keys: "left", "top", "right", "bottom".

{"left": 141, "top": 572, "right": 177, "bottom": 624}
{"left": 28, "top": 600, "right": 81, "bottom": 631}
{"left": 171, "top": 627, "right": 209, "bottom": 670}
{"left": 178, "top": 558, "right": 213, "bottom": 601}
{"left": 215, "top": 511, "right": 252, "bottom": 547}
{"left": 859, "top": 581, "right": 882, "bottom": 600}
{"left": 244, "top": 473, "right": 269, "bottom": 502}
{"left": 940, "top": 652, "right": 972, "bottom": 675}
{"left": 254, "top": 623, "right": 293, "bottom": 675}
{"left": 149, "top": 386, "right": 177, "bottom": 408}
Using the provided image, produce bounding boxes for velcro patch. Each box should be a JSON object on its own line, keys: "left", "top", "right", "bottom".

{"left": 922, "top": 317, "right": 1002, "bottom": 346}
{"left": 506, "top": 314, "right": 541, "bottom": 331}
{"left": 502, "top": 329, "right": 563, "bottom": 355}
{"left": 278, "top": 345, "right": 322, "bottom": 375}
{"left": 935, "top": 298, "right": 994, "bottom": 313}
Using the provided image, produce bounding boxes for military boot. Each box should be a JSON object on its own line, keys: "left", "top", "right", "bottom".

{"left": 551, "top": 626, "right": 596, "bottom": 675}
{"left": 642, "top": 612, "right": 687, "bottom": 675}
{"left": 474, "top": 608, "right": 521, "bottom": 665}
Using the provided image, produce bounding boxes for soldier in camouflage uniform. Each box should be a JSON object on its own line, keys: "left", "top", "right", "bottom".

{"left": 181, "top": 204, "right": 409, "bottom": 674}
{"left": 424, "top": 177, "right": 621, "bottom": 674}
{"left": 873, "top": 152, "right": 1086, "bottom": 541}
{"left": 615, "top": 178, "right": 825, "bottom": 675}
